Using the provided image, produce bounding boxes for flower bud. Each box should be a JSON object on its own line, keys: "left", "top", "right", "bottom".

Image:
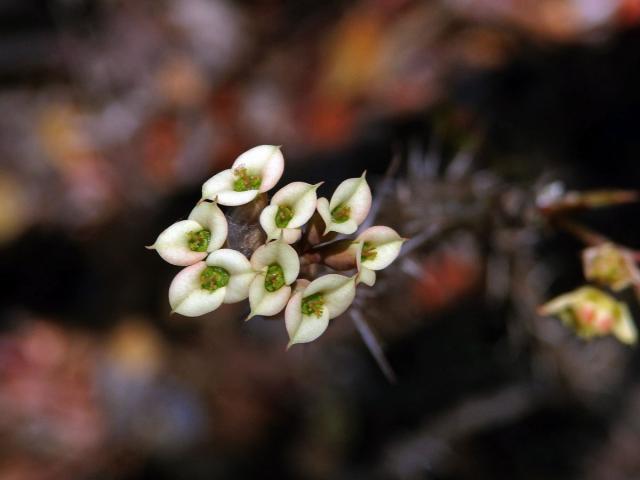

{"left": 582, "top": 243, "right": 639, "bottom": 292}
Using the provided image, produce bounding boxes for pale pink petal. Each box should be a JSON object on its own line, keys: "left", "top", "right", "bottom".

{"left": 150, "top": 219, "right": 207, "bottom": 266}
{"left": 224, "top": 272, "right": 256, "bottom": 303}
{"left": 188, "top": 202, "right": 228, "bottom": 251}
{"left": 206, "top": 248, "right": 252, "bottom": 274}
{"left": 317, "top": 197, "right": 358, "bottom": 235}
{"left": 357, "top": 268, "right": 376, "bottom": 287}
{"left": 305, "top": 274, "right": 356, "bottom": 319}
{"left": 169, "top": 262, "right": 226, "bottom": 316}
{"left": 271, "top": 182, "right": 321, "bottom": 228}
{"left": 285, "top": 290, "right": 330, "bottom": 348}
{"left": 328, "top": 172, "right": 372, "bottom": 225}
{"left": 247, "top": 274, "right": 292, "bottom": 318}
{"left": 281, "top": 228, "right": 302, "bottom": 244}
{"left": 250, "top": 241, "right": 299, "bottom": 284}
{"left": 259, "top": 204, "right": 280, "bottom": 240}
{"left": 216, "top": 189, "right": 259, "bottom": 206}
{"left": 201, "top": 169, "right": 235, "bottom": 201}
{"left": 357, "top": 226, "right": 405, "bottom": 271}
{"left": 260, "top": 205, "right": 303, "bottom": 243}
{"left": 613, "top": 304, "right": 637, "bottom": 344}
{"left": 232, "top": 145, "right": 284, "bottom": 193}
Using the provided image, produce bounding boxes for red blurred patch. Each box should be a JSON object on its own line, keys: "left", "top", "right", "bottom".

{"left": 618, "top": 0, "right": 640, "bottom": 26}
{"left": 141, "top": 116, "right": 180, "bottom": 188}
{"left": 411, "top": 251, "right": 481, "bottom": 313}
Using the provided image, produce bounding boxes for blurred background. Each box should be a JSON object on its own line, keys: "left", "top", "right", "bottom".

{"left": 3, "top": 0, "right": 640, "bottom": 479}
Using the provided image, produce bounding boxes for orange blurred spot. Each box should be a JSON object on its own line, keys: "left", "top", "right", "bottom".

{"left": 411, "top": 251, "right": 481, "bottom": 313}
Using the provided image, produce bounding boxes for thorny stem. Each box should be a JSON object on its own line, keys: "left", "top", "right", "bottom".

{"left": 549, "top": 217, "right": 608, "bottom": 247}
{"left": 358, "top": 152, "right": 401, "bottom": 232}
{"left": 350, "top": 309, "right": 397, "bottom": 384}
{"left": 549, "top": 217, "right": 640, "bottom": 262}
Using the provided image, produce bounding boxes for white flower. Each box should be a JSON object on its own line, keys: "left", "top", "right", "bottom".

{"left": 316, "top": 172, "right": 371, "bottom": 235}
{"left": 201, "top": 145, "right": 284, "bottom": 206}
{"left": 169, "top": 249, "right": 256, "bottom": 317}
{"left": 539, "top": 286, "right": 637, "bottom": 344}
{"left": 354, "top": 226, "right": 405, "bottom": 286}
{"left": 259, "top": 181, "right": 322, "bottom": 243}
{"left": 147, "top": 201, "right": 227, "bottom": 266}
{"left": 285, "top": 274, "right": 356, "bottom": 347}
{"left": 247, "top": 241, "right": 300, "bottom": 319}
{"left": 582, "top": 243, "right": 640, "bottom": 292}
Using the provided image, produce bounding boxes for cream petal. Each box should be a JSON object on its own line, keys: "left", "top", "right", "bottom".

{"left": 357, "top": 226, "right": 405, "bottom": 271}
{"left": 538, "top": 291, "right": 582, "bottom": 316}
{"left": 250, "top": 241, "right": 300, "bottom": 284}
{"left": 305, "top": 274, "right": 356, "bottom": 319}
{"left": 224, "top": 272, "right": 256, "bottom": 303}
{"left": 357, "top": 268, "right": 376, "bottom": 287}
{"left": 232, "top": 145, "right": 284, "bottom": 193}
{"left": 317, "top": 197, "right": 358, "bottom": 235}
{"left": 201, "top": 169, "right": 235, "bottom": 201}
{"left": 293, "top": 278, "right": 310, "bottom": 292}
{"left": 259, "top": 204, "right": 300, "bottom": 243}
{"left": 328, "top": 172, "right": 372, "bottom": 225}
{"left": 316, "top": 197, "right": 332, "bottom": 232}
{"left": 206, "top": 248, "right": 252, "bottom": 274}
{"left": 260, "top": 204, "right": 280, "bottom": 240}
{"left": 151, "top": 219, "right": 208, "bottom": 266}
{"left": 285, "top": 290, "right": 330, "bottom": 348}
{"left": 248, "top": 274, "right": 292, "bottom": 318}
{"left": 216, "top": 189, "right": 259, "bottom": 206}
{"left": 281, "top": 228, "right": 302, "bottom": 244}
{"left": 188, "top": 202, "right": 228, "bottom": 251}
{"left": 613, "top": 303, "right": 637, "bottom": 344}
{"left": 169, "top": 262, "right": 226, "bottom": 316}
{"left": 271, "top": 182, "right": 321, "bottom": 228}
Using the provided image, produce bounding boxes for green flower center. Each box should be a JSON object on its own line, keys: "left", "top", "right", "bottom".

{"left": 275, "top": 205, "right": 294, "bottom": 228}
{"left": 187, "top": 229, "right": 211, "bottom": 252}
{"left": 233, "top": 167, "right": 262, "bottom": 192}
{"left": 331, "top": 204, "right": 351, "bottom": 223}
{"left": 301, "top": 293, "right": 325, "bottom": 318}
{"left": 264, "top": 264, "right": 286, "bottom": 292}
{"left": 361, "top": 242, "right": 377, "bottom": 262}
{"left": 200, "top": 266, "right": 230, "bottom": 291}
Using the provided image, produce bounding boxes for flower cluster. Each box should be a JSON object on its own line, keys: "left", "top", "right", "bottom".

{"left": 539, "top": 286, "right": 636, "bottom": 344}
{"left": 148, "top": 145, "right": 405, "bottom": 347}
{"left": 539, "top": 241, "right": 639, "bottom": 345}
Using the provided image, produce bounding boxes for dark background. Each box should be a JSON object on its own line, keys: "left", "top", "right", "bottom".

{"left": 2, "top": 1, "right": 640, "bottom": 479}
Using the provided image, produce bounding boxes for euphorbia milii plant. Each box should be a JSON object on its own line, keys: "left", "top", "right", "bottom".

{"left": 149, "top": 145, "right": 405, "bottom": 347}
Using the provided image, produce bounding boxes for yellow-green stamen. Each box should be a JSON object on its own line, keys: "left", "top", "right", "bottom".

{"left": 200, "top": 266, "right": 230, "bottom": 291}
{"left": 187, "top": 229, "right": 211, "bottom": 252}
{"left": 301, "top": 293, "right": 324, "bottom": 317}
{"left": 361, "top": 242, "right": 377, "bottom": 262}
{"left": 233, "top": 167, "right": 262, "bottom": 192}
{"left": 275, "top": 205, "right": 294, "bottom": 228}
{"left": 331, "top": 204, "right": 351, "bottom": 223}
{"left": 264, "top": 264, "right": 285, "bottom": 292}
